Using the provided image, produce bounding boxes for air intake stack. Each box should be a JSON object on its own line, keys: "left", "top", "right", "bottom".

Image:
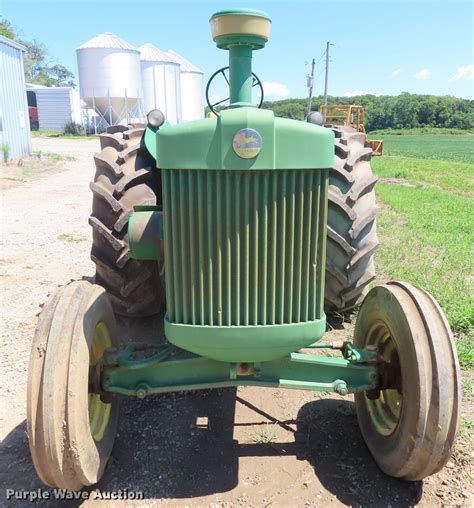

{"left": 209, "top": 9, "right": 271, "bottom": 106}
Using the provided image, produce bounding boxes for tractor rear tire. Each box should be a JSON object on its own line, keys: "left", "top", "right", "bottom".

{"left": 325, "top": 126, "right": 380, "bottom": 313}
{"left": 89, "top": 125, "right": 163, "bottom": 317}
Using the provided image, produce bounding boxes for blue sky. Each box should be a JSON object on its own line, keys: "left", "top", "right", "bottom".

{"left": 3, "top": 0, "right": 473, "bottom": 101}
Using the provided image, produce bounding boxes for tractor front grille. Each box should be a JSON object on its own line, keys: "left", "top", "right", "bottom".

{"left": 162, "top": 168, "right": 328, "bottom": 327}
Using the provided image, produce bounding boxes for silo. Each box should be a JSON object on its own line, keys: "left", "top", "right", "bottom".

{"left": 76, "top": 33, "right": 142, "bottom": 125}
{"left": 139, "top": 43, "right": 181, "bottom": 124}
{"left": 166, "top": 50, "right": 204, "bottom": 121}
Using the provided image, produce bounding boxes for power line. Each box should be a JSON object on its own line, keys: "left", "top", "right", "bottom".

{"left": 305, "top": 58, "right": 315, "bottom": 118}
{"left": 323, "top": 41, "right": 334, "bottom": 108}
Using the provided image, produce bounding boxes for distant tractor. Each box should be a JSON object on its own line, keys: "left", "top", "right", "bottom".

{"left": 28, "top": 8, "right": 460, "bottom": 491}
{"left": 320, "top": 104, "right": 384, "bottom": 156}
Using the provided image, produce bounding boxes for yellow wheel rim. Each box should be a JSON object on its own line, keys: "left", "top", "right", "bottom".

{"left": 89, "top": 322, "right": 112, "bottom": 442}
{"left": 365, "top": 327, "right": 402, "bottom": 436}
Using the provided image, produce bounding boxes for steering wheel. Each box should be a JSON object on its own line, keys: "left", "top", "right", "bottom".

{"left": 205, "top": 66, "right": 264, "bottom": 116}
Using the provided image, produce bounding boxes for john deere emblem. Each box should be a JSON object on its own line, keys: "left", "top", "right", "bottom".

{"left": 232, "top": 128, "right": 263, "bottom": 159}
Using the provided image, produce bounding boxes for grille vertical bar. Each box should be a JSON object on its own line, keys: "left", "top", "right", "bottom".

{"left": 163, "top": 169, "right": 328, "bottom": 326}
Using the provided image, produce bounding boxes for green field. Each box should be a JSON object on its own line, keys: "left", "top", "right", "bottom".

{"left": 376, "top": 134, "right": 474, "bottom": 163}
{"left": 371, "top": 134, "right": 474, "bottom": 367}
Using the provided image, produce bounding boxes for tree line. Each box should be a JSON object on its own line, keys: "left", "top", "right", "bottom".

{"left": 262, "top": 93, "right": 474, "bottom": 131}
{"left": 1, "top": 18, "right": 75, "bottom": 87}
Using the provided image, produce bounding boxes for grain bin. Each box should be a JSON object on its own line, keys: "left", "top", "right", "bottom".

{"left": 166, "top": 50, "right": 204, "bottom": 121}
{"left": 139, "top": 43, "right": 181, "bottom": 124}
{"left": 76, "top": 33, "right": 142, "bottom": 125}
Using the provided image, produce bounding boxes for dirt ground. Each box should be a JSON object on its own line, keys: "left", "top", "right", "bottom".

{"left": 0, "top": 137, "right": 472, "bottom": 507}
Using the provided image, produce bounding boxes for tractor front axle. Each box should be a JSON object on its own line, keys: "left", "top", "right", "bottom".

{"left": 98, "top": 344, "right": 379, "bottom": 398}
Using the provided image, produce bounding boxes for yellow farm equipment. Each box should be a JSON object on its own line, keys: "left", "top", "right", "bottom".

{"left": 319, "top": 104, "right": 384, "bottom": 156}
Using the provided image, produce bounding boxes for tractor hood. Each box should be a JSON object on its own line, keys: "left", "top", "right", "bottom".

{"left": 145, "top": 107, "right": 334, "bottom": 171}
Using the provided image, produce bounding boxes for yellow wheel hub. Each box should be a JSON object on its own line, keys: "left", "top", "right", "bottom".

{"left": 365, "top": 327, "right": 402, "bottom": 436}
{"left": 89, "top": 321, "right": 112, "bottom": 442}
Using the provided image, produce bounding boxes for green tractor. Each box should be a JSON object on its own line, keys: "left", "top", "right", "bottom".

{"left": 27, "top": 9, "right": 460, "bottom": 491}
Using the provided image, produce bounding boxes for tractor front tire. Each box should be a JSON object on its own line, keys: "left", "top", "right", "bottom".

{"left": 354, "top": 281, "right": 461, "bottom": 480}
{"left": 90, "top": 125, "right": 163, "bottom": 317}
{"left": 27, "top": 282, "right": 119, "bottom": 490}
{"left": 325, "top": 127, "right": 380, "bottom": 313}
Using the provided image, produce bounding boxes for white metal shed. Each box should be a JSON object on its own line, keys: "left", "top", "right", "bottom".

{"left": 0, "top": 35, "right": 32, "bottom": 161}
{"left": 26, "top": 84, "right": 82, "bottom": 131}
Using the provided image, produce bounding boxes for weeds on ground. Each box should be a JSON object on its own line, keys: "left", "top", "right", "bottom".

{"left": 250, "top": 425, "right": 277, "bottom": 446}
{"left": 1, "top": 141, "right": 10, "bottom": 163}
{"left": 457, "top": 335, "right": 474, "bottom": 369}
{"left": 21, "top": 163, "right": 35, "bottom": 177}
{"left": 34, "top": 150, "right": 76, "bottom": 162}
{"left": 63, "top": 121, "right": 85, "bottom": 136}
{"left": 453, "top": 418, "right": 474, "bottom": 469}
{"left": 462, "top": 378, "right": 473, "bottom": 402}
{"left": 32, "top": 129, "right": 91, "bottom": 139}
{"left": 57, "top": 233, "right": 87, "bottom": 243}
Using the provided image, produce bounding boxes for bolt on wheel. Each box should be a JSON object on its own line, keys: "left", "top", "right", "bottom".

{"left": 354, "top": 281, "right": 461, "bottom": 481}
{"left": 27, "top": 281, "right": 119, "bottom": 490}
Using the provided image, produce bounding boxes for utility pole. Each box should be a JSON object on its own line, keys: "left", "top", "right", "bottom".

{"left": 323, "top": 41, "right": 332, "bottom": 108}
{"left": 306, "top": 58, "right": 315, "bottom": 118}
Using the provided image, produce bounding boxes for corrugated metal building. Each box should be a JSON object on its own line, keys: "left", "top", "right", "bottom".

{"left": 0, "top": 35, "right": 32, "bottom": 161}
{"left": 26, "top": 84, "right": 82, "bottom": 131}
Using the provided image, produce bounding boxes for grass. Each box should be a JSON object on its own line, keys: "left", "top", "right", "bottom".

{"left": 457, "top": 335, "right": 474, "bottom": 369}
{"left": 369, "top": 127, "right": 474, "bottom": 136}
{"left": 57, "top": 233, "right": 87, "bottom": 243}
{"left": 21, "top": 163, "right": 35, "bottom": 177}
{"left": 34, "top": 150, "right": 76, "bottom": 162}
{"left": 374, "top": 157, "right": 473, "bottom": 195}
{"left": 372, "top": 134, "right": 474, "bottom": 352}
{"left": 32, "top": 130, "right": 91, "bottom": 140}
{"left": 372, "top": 134, "right": 473, "bottom": 163}
{"left": 1, "top": 141, "right": 10, "bottom": 163}
{"left": 250, "top": 425, "right": 277, "bottom": 446}
{"left": 462, "top": 378, "right": 473, "bottom": 402}
{"left": 454, "top": 418, "right": 474, "bottom": 468}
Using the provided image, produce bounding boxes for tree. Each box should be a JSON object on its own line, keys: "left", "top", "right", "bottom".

{"left": 0, "top": 18, "right": 15, "bottom": 39}
{"left": 262, "top": 94, "right": 473, "bottom": 131}
{"left": 1, "top": 17, "right": 76, "bottom": 88}
{"left": 21, "top": 39, "right": 47, "bottom": 81}
{"left": 48, "top": 64, "right": 75, "bottom": 87}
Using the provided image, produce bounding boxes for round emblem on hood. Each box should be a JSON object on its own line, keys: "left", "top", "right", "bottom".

{"left": 232, "top": 128, "right": 263, "bottom": 159}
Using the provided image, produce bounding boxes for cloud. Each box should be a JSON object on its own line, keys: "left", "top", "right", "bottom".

{"left": 415, "top": 68, "right": 432, "bottom": 80}
{"left": 262, "top": 81, "right": 290, "bottom": 99}
{"left": 450, "top": 64, "right": 474, "bottom": 81}
{"left": 388, "top": 68, "right": 402, "bottom": 78}
{"left": 343, "top": 90, "right": 379, "bottom": 97}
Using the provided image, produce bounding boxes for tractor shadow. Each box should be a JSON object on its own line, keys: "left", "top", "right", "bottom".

{"left": 295, "top": 399, "right": 423, "bottom": 506}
